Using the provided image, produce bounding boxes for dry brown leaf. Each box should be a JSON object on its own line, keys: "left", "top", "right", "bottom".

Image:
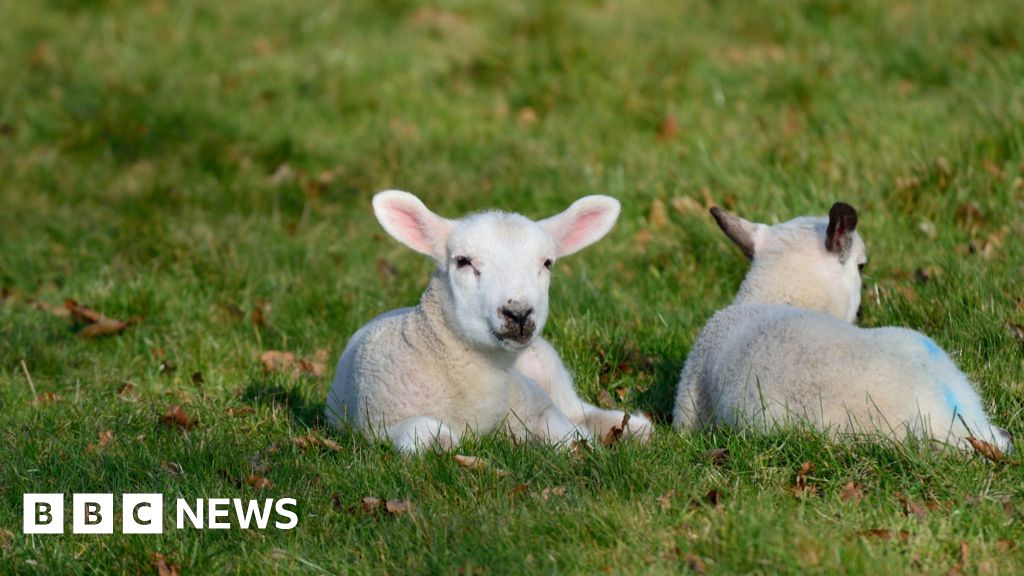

{"left": 517, "top": 107, "right": 538, "bottom": 125}
{"left": 0, "top": 528, "right": 13, "bottom": 551}
{"left": 856, "top": 529, "right": 910, "bottom": 542}
{"left": 839, "top": 482, "right": 863, "bottom": 503}
{"left": 600, "top": 413, "right": 630, "bottom": 447}
{"left": 648, "top": 198, "right": 670, "bottom": 229}
{"left": 161, "top": 461, "right": 183, "bottom": 477}
{"left": 540, "top": 486, "right": 566, "bottom": 501}
{"left": 453, "top": 454, "right": 508, "bottom": 476}
{"left": 596, "top": 389, "right": 617, "bottom": 409}
{"left": 150, "top": 552, "right": 181, "bottom": 576}
{"left": 160, "top": 405, "right": 196, "bottom": 430}
{"left": 65, "top": 299, "right": 130, "bottom": 338}
{"left": 895, "top": 493, "right": 932, "bottom": 520}
{"left": 671, "top": 196, "right": 703, "bottom": 216}
{"left": 226, "top": 406, "right": 255, "bottom": 417}
{"left": 633, "top": 228, "right": 652, "bottom": 251}
{"left": 79, "top": 317, "right": 130, "bottom": 338}
{"left": 657, "top": 114, "right": 679, "bottom": 141}
{"left": 32, "top": 392, "right": 61, "bottom": 407}
{"left": 358, "top": 496, "right": 381, "bottom": 513}
{"left": 292, "top": 433, "right": 342, "bottom": 453}
{"left": 704, "top": 448, "right": 730, "bottom": 465}
{"left": 657, "top": 490, "right": 676, "bottom": 511}
{"left": 967, "top": 436, "right": 1005, "bottom": 463}
{"left": 87, "top": 430, "right": 115, "bottom": 453}
{"left": 509, "top": 483, "right": 529, "bottom": 500}
{"left": 259, "top": 350, "right": 327, "bottom": 378}
{"left": 385, "top": 499, "right": 413, "bottom": 514}
{"left": 792, "top": 462, "right": 817, "bottom": 496}
{"left": 995, "top": 539, "right": 1016, "bottom": 552}
{"left": 684, "top": 552, "right": 706, "bottom": 574}
{"left": 246, "top": 474, "right": 273, "bottom": 490}
{"left": 251, "top": 299, "right": 272, "bottom": 327}
{"left": 117, "top": 381, "right": 139, "bottom": 401}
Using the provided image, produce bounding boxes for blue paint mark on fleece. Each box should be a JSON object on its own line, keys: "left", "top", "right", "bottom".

{"left": 941, "top": 383, "right": 960, "bottom": 417}
{"left": 920, "top": 337, "right": 944, "bottom": 358}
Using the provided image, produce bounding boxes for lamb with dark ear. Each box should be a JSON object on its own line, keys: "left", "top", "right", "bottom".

{"left": 674, "top": 202, "right": 1012, "bottom": 454}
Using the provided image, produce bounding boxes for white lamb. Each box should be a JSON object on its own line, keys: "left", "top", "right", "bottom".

{"left": 326, "top": 190, "right": 652, "bottom": 453}
{"left": 674, "top": 202, "right": 1013, "bottom": 453}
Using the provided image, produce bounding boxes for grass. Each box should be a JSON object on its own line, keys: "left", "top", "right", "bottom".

{"left": 1, "top": 0, "right": 1023, "bottom": 573}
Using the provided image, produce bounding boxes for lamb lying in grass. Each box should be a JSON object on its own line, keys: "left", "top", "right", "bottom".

{"left": 326, "top": 191, "right": 652, "bottom": 453}
{"left": 673, "top": 202, "right": 1013, "bottom": 453}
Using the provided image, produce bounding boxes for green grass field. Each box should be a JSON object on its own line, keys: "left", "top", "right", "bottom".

{"left": 2, "top": 0, "right": 1023, "bottom": 573}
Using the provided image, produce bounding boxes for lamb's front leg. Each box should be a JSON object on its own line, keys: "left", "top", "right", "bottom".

{"left": 385, "top": 416, "right": 461, "bottom": 454}
{"left": 515, "top": 339, "right": 653, "bottom": 442}
{"left": 506, "top": 374, "right": 590, "bottom": 447}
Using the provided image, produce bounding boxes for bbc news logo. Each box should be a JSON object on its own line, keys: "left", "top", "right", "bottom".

{"left": 23, "top": 494, "right": 298, "bottom": 534}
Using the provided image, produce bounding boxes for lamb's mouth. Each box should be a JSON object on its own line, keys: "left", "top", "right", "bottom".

{"left": 492, "top": 328, "right": 534, "bottom": 348}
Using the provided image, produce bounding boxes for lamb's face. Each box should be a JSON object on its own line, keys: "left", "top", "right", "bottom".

{"left": 714, "top": 202, "right": 867, "bottom": 323}
{"left": 443, "top": 215, "right": 556, "bottom": 350}
{"left": 372, "top": 190, "right": 620, "bottom": 353}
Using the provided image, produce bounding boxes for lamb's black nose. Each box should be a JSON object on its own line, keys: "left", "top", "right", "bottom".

{"left": 500, "top": 304, "right": 534, "bottom": 325}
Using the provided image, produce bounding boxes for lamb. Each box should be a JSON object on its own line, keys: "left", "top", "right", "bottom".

{"left": 326, "top": 190, "right": 652, "bottom": 453}
{"left": 673, "top": 202, "right": 1013, "bottom": 453}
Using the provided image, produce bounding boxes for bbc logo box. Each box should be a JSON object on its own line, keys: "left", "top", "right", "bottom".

{"left": 23, "top": 493, "right": 297, "bottom": 534}
{"left": 24, "top": 493, "right": 164, "bottom": 535}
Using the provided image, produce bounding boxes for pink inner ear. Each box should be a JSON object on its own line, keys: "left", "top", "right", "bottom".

{"left": 384, "top": 203, "right": 433, "bottom": 254}
{"left": 558, "top": 209, "right": 606, "bottom": 253}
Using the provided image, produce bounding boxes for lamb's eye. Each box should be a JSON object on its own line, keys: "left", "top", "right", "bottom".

{"left": 455, "top": 256, "right": 473, "bottom": 269}
{"left": 858, "top": 262, "right": 866, "bottom": 273}
{"left": 543, "top": 259, "right": 553, "bottom": 269}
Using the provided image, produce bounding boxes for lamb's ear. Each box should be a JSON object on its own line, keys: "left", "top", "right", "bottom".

{"left": 710, "top": 207, "right": 762, "bottom": 259}
{"left": 824, "top": 202, "right": 858, "bottom": 262}
{"left": 372, "top": 190, "right": 453, "bottom": 264}
{"left": 540, "top": 195, "right": 621, "bottom": 257}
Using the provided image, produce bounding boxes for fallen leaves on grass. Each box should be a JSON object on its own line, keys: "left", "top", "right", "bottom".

{"left": 86, "top": 430, "right": 115, "bottom": 453}
{"left": 385, "top": 499, "right": 413, "bottom": 514}
{"left": 292, "top": 433, "right": 341, "bottom": 453}
{"left": 596, "top": 389, "right": 617, "bottom": 409}
{"left": 117, "top": 382, "right": 139, "bottom": 401}
{"left": 453, "top": 454, "right": 509, "bottom": 476}
{"left": 657, "top": 113, "right": 679, "bottom": 141}
{"left": 65, "top": 299, "right": 131, "bottom": 338}
{"left": 246, "top": 474, "right": 273, "bottom": 490}
{"left": 601, "top": 413, "right": 630, "bottom": 447}
{"left": 648, "top": 198, "right": 670, "bottom": 228}
{"left": 161, "top": 461, "right": 184, "bottom": 477}
{"left": 259, "top": 349, "right": 328, "bottom": 379}
{"left": 657, "top": 490, "right": 676, "bottom": 511}
{"left": 32, "top": 392, "right": 61, "bottom": 406}
{"left": 671, "top": 196, "right": 704, "bottom": 216}
{"left": 856, "top": 529, "right": 910, "bottom": 542}
{"left": 251, "top": 299, "right": 272, "bottom": 327}
{"left": 684, "top": 552, "right": 706, "bottom": 574}
{"left": 895, "top": 493, "right": 942, "bottom": 521}
{"left": 967, "top": 436, "right": 1005, "bottom": 463}
{"left": 839, "top": 482, "right": 863, "bottom": 503}
{"left": 791, "top": 462, "right": 817, "bottom": 497}
{"left": 691, "top": 489, "right": 722, "bottom": 509}
{"left": 150, "top": 552, "right": 181, "bottom": 576}
{"left": 704, "top": 448, "right": 730, "bottom": 465}
{"left": 0, "top": 528, "right": 14, "bottom": 551}
{"left": 159, "top": 405, "right": 196, "bottom": 430}
{"left": 539, "top": 486, "right": 567, "bottom": 501}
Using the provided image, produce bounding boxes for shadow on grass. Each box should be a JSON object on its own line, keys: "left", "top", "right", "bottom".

{"left": 241, "top": 369, "right": 326, "bottom": 429}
